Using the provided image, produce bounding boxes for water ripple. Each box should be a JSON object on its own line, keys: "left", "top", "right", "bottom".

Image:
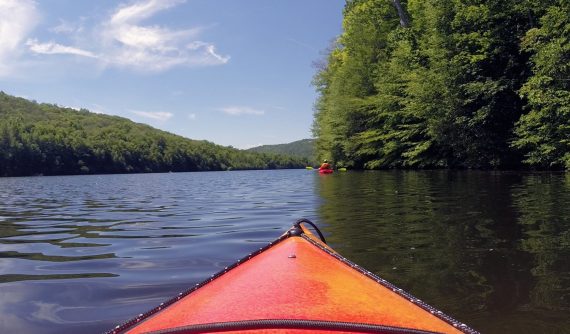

{"left": 1, "top": 170, "right": 569, "bottom": 333}
{"left": 0, "top": 170, "right": 318, "bottom": 333}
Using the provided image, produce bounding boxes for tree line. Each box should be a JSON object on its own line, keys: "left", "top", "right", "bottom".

{"left": 247, "top": 139, "right": 316, "bottom": 163}
{"left": 0, "top": 92, "right": 308, "bottom": 177}
{"left": 312, "top": 0, "right": 569, "bottom": 169}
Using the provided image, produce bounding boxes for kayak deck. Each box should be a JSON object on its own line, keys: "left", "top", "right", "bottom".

{"left": 109, "top": 221, "right": 477, "bottom": 334}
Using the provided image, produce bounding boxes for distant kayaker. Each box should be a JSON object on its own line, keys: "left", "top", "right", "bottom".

{"left": 319, "top": 159, "right": 332, "bottom": 170}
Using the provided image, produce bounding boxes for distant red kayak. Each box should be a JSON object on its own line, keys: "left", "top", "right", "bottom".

{"left": 109, "top": 220, "right": 478, "bottom": 334}
{"left": 318, "top": 168, "right": 334, "bottom": 174}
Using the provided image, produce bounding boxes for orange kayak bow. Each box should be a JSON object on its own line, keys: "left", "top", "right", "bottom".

{"left": 109, "top": 219, "right": 478, "bottom": 334}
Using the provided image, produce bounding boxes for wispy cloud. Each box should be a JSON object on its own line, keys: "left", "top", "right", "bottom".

{"left": 98, "top": 0, "right": 230, "bottom": 72}
{"left": 110, "top": 0, "right": 185, "bottom": 25}
{"left": 26, "top": 39, "right": 97, "bottom": 58}
{"left": 219, "top": 106, "right": 265, "bottom": 116}
{"left": 131, "top": 110, "right": 173, "bottom": 121}
{"left": 2, "top": 0, "right": 229, "bottom": 77}
{"left": 0, "top": 0, "right": 39, "bottom": 76}
{"left": 61, "top": 105, "right": 81, "bottom": 111}
{"left": 188, "top": 113, "right": 197, "bottom": 120}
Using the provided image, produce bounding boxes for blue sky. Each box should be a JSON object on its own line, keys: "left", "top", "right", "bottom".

{"left": 0, "top": 0, "right": 344, "bottom": 148}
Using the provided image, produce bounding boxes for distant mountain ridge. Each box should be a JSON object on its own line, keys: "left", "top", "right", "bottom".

{"left": 0, "top": 92, "right": 308, "bottom": 177}
{"left": 246, "top": 139, "right": 315, "bottom": 160}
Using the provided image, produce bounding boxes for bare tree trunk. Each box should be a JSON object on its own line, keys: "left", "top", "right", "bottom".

{"left": 392, "top": 0, "right": 410, "bottom": 28}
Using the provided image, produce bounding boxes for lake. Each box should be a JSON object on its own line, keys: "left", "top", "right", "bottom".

{"left": 1, "top": 170, "right": 569, "bottom": 333}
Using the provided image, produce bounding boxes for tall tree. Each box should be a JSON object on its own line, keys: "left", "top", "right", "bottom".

{"left": 313, "top": 0, "right": 401, "bottom": 167}
{"left": 513, "top": 0, "right": 570, "bottom": 168}
{"left": 313, "top": 0, "right": 567, "bottom": 169}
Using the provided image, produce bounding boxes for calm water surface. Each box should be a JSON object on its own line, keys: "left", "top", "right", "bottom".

{"left": 0, "top": 170, "right": 569, "bottom": 333}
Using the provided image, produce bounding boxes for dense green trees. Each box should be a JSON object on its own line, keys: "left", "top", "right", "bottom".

{"left": 247, "top": 139, "right": 315, "bottom": 162}
{"left": 313, "top": 0, "right": 569, "bottom": 169}
{"left": 0, "top": 92, "right": 308, "bottom": 177}
{"left": 513, "top": 1, "right": 570, "bottom": 168}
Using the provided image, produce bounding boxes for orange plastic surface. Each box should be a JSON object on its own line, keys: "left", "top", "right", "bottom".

{"left": 126, "top": 230, "right": 462, "bottom": 334}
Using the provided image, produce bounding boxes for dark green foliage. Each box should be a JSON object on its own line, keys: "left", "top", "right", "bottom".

{"left": 246, "top": 139, "right": 315, "bottom": 161}
{"left": 0, "top": 92, "right": 308, "bottom": 177}
{"left": 513, "top": 0, "right": 570, "bottom": 168}
{"left": 313, "top": 0, "right": 568, "bottom": 169}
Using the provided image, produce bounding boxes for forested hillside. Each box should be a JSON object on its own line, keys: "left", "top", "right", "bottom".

{"left": 246, "top": 139, "right": 315, "bottom": 160}
{"left": 0, "top": 92, "right": 308, "bottom": 177}
{"left": 313, "top": 0, "right": 569, "bottom": 169}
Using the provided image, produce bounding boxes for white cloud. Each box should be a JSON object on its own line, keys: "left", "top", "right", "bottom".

{"left": 220, "top": 106, "right": 265, "bottom": 116}
{"left": 109, "top": 24, "right": 203, "bottom": 51}
{"left": 61, "top": 105, "right": 81, "bottom": 111}
{"left": 0, "top": 0, "right": 39, "bottom": 76}
{"left": 188, "top": 113, "right": 197, "bottom": 120}
{"left": 99, "top": 0, "right": 229, "bottom": 72}
{"left": 185, "top": 41, "right": 230, "bottom": 65}
{"left": 2, "top": 0, "right": 229, "bottom": 77}
{"left": 131, "top": 110, "right": 173, "bottom": 121}
{"left": 26, "top": 39, "right": 97, "bottom": 58}
{"left": 110, "top": 0, "right": 185, "bottom": 26}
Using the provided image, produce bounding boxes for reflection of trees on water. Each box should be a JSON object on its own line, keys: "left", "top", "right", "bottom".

{"left": 315, "top": 171, "right": 570, "bottom": 333}
{"left": 511, "top": 173, "right": 570, "bottom": 311}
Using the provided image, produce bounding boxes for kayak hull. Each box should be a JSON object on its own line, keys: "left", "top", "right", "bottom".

{"left": 318, "top": 169, "right": 333, "bottom": 174}
{"left": 110, "top": 222, "right": 477, "bottom": 334}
